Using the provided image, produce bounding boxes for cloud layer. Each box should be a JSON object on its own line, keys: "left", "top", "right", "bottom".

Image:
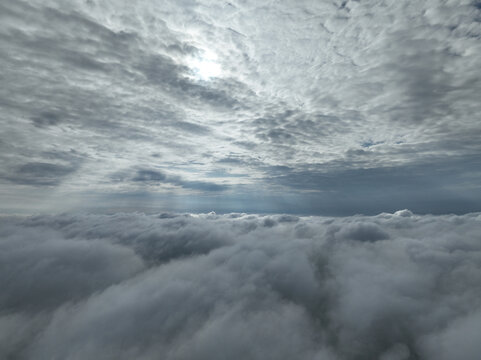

{"left": 1, "top": 211, "right": 481, "bottom": 359}
{"left": 1, "top": 0, "right": 480, "bottom": 213}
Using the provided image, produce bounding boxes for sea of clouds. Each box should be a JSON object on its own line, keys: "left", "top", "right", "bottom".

{"left": 1, "top": 210, "right": 481, "bottom": 359}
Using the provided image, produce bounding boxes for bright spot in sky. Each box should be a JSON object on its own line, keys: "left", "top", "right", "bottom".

{"left": 187, "top": 50, "right": 222, "bottom": 80}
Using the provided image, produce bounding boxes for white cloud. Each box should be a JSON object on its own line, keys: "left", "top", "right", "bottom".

{"left": 1, "top": 211, "right": 481, "bottom": 359}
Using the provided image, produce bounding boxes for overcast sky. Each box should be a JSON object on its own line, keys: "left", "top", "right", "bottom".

{"left": 1, "top": 0, "right": 480, "bottom": 214}
{"left": 2, "top": 3, "right": 481, "bottom": 358}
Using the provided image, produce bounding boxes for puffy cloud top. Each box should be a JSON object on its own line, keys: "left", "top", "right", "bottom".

{"left": 1, "top": 211, "right": 481, "bottom": 359}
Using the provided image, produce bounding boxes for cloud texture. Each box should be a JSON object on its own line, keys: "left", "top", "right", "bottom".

{"left": 1, "top": 0, "right": 480, "bottom": 213}
{"left": 1, "top": 211, "right": 481, "bottom": 359}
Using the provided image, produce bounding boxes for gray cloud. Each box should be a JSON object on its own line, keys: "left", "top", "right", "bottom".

{"left": 1, "top": 2, "right": 480, "bottom": 358}
{"left": 130, "top": 168, "right": 228, "bottom": 192}
{"left": 1, "top": 212, "right": 481, "bottom": 359}
{"left": 263, "top": 154, "right": 481, "bottom": 215}
{"left": 2, "top": 162, "right": 78, "bottom": 186}
{"left": 0, "top": 0, "right": 480, "bottom": 213}
{"left": 31, "top": 111, "right": 63, "bottom": 128}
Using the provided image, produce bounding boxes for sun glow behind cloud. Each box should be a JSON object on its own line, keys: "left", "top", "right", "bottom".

{"left": 187, "top": 49, "right": 222, "bottom": 80}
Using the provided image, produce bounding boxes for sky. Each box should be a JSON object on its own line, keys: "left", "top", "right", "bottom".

{"left": 2, "top": 2, "right": 481, "bottom": 359}
{"left": 1, "top": 0, "right": 481, "bottom": 215}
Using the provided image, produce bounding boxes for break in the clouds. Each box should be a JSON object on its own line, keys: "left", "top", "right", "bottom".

{"left": 1, "top": 0, "right": 480, "bottom": 214}
{"left": 1, "top": 211, "right": 481, "bottom": 359}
